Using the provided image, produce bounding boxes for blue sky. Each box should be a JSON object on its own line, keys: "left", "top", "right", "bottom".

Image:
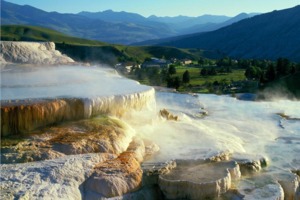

{"left": 4, "top": 0, "right": 300, "bottom": 17}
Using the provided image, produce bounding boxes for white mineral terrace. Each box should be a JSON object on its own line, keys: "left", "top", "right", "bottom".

{"left": 0, "top": 41, "right": 74, "bottom": 65}
{"left": 0, "top": 65, "right": 155, "bottom": 136}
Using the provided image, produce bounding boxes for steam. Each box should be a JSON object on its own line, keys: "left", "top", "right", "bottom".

{"left": 0, "top": 65, "right": 150, "bottom": 101}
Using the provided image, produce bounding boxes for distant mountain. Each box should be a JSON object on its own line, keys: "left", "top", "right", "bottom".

{"left": 79, "top": 10, "right": 148, "bottom": 23}
{"left": 148, "top": 14, "right": 230, "bottom": 25}
{"left": 0, "top": 0, "right": 175, "bottom": 44}
{"left": 79, "top": 10, "right": 238, "bottom": 33}
{"left": 0, "top": 0, "right": 264, "bottom": 45}
{"left": 78, "top": 10, "right": 176, "bottom": 37}
{"left": 148, "top": 14, "right": 231, "bottom": 31}
{"left": 178, "top": 13, "right": 258, "bottom": 34}
{"left": 148, "top": 15, "right": 194, "bottom": 24}
{"left": 141, "top": 6, "right": 300, "bottom": 62}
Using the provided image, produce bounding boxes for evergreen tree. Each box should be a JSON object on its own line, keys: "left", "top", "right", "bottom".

{"left": 245, "top": 66, "right": 262, "bottom": 80}
{"left": 290, "top": 65, "right": 296, "bottom": 74}
{"left": 174, "top": 77, "right": 181, "bottom": 89}
{"left": 182, "top": 70, "right": 190, "bottom": 84}
{"left": 200, "top": 68, "right": 208, "bottom": 76}
{"left": 160, "top": 68, "right": 169, "bottom": 83}
{"left": 166, "top": 77, "right": 174, "bottom": 88}
{"left": 198, "top": 58, "right": 205, "bottom": 66}
{"left": 208, "top": 68, "right": 217, "bottom": 75}
{"left": 168, "top": 65, "right": 176, "bottom": 75}
{"left": 265, "top": 64, "right": 276, "bottom": 82}
{"left": 276, "top": 58, "right": 290, "bottom": 76}
{"left": 166, "top": 76, "right": 181, "bottom": 89}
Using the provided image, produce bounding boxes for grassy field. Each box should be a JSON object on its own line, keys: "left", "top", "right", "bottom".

{"left": 126, "top": 65, "right": 247, "bottom": 93}
{"left": 175, "top": 67, "right": 246, "bottom": 86}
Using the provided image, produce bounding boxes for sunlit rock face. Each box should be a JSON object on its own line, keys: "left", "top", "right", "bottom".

{"left": 83, "top": 137, "right": 160, "bottom": 199}
{"left": 0, "top": 65, "right": 155, "bottom": 136}
{"left": 1, "top": 124, "right": 159, "bottom": 200}
{"left": 1, "top": 99, "right": 85, "bottom": 136}
{"left": 1, "top": 116, "right": 135, "bottom": 163}
{"left": 232, "top": 153, "right": 268, "bottom": 175}
{"left": 237, "top": 175, "right": 285, "bottom": 200}
{"left": 85, "top": 152, "right": 142, "bottom": 198}
{"left": 0, "top": 41, "right": 74, "bottom": 65}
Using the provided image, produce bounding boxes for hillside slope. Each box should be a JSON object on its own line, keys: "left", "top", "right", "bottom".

{"left": 0, "top": 25, "right": 106, "bottom": 45}
{"left": 146, "top": 6, "right": 300, "bottom": 62}
{"left": 1, "top": 25, "right": 205, "bottom": 65}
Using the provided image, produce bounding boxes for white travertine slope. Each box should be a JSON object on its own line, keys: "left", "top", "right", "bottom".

{"left": 0, "top": 41, "right": 74, "bottom": 64}
{"left": 0, "top": 153, "right": 116, "bottom": 200}
{"left": 1, "top": 65, "right": 155, "bottom": 136}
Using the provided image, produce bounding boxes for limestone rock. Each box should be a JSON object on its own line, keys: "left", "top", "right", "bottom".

{"left": 1, "top": 87, "right": 155, "bottom": 137}
{"left": 1, "top": 116, "right": 134, "bottom": 164}
{"left": 48, "top": 117, "right": 134, "bottom": 156}
{"left": 83, "top": 136, "right": 159, "bottom": 199}
{"left": 276, "top": 172, "right": 300, "bottom": 200}
{"left": 159, "top": 109, "right": 178, "bottom": 121}
{"left": 1, "top": 98, "right": 85, "bottom": 136}
{"left": 125, "top": 137, "right": 145, "bottom": 163}
{"left": 208, "top": 151, "right": 231, "bottom": 162}
{"left": 158, "top": 159, "right": 241, "bottom": 200}
{"left": 84, "top": 152, "right": 143, "bottom": 198}
{"left": 238, "top": 175, "right": 284, "bottom": 200}
{"left": 142, "top": 160, "right": 177, "bottom": 186}
{"left": 143, "top": 139, "right": 160, "bottom": 160}
{"left": 85, "top": 186, "right": 163, "bottom": 200}
{"left": 0, "top": 153, "right": 115, "bottom": 200}
{"left": 232, "top": 153, "right": 268, "bottom": 175}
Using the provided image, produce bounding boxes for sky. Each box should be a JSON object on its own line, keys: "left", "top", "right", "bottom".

{"left": 4, "top": 0, "right": 300, "bottom": 17}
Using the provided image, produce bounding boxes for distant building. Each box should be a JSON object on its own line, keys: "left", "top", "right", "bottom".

{"left": 142, "top": 58, "right": 171, "bottom": 68}
{"left": 115, "top": 62, "right": 140, "bottom": 74}
{"left": 181, "top": 59, "right": 193, "bottom": 65}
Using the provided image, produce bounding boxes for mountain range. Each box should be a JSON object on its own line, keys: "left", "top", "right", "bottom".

{"left": 2, "top": 0, "right": 300, "bottom": 62}
{"left": 137, "top": 5, "right": 300, "bottom": 62}
{"left": 1, "top": 0, "right": 256, "bottom": 44}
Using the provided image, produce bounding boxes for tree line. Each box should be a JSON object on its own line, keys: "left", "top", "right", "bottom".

{"left": 127, "top": 57, "right": 299, "bottom": 91}
{"left": 244, "top": 58, "right": 298, "bottom": 83}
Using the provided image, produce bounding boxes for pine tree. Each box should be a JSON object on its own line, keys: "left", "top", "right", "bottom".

{"left": 168, "top": 65, "right": 176, "bottom": 75}
{"left": 265, "top": 64, "right": 276, "bottom": 82}
{"left": 182, "top": 70, "right": 190, "bottom": 84}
